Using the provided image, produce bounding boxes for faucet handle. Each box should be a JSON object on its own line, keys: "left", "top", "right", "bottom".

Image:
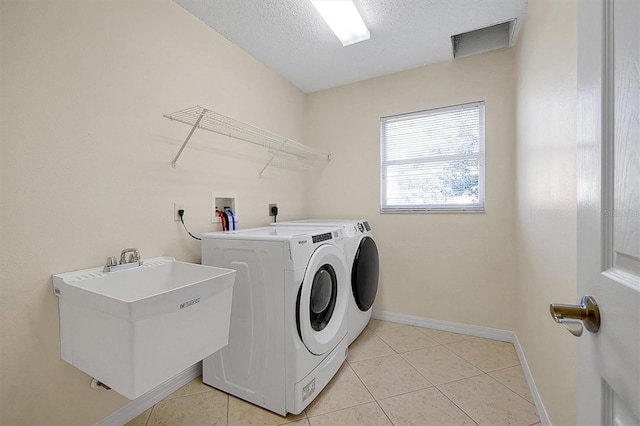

{"left": 103, "top": 256, "right": 118, "bottom": 272}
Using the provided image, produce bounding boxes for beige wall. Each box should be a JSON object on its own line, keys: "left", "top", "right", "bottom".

{"left": 1, "top": 0, "right": 580, "bottom": 424}
{"left": 0, "top": 1, "right": 309, "bottom": 424}
{"left": 305, "top": 49, "right": 518, "bottom": 330}
{"left": 514, "top": 0, "right": 578, "bottom": 425}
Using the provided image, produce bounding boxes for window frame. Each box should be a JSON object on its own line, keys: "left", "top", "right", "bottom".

{"left": 380, "top": 101, "right": 486, "bottom": 213}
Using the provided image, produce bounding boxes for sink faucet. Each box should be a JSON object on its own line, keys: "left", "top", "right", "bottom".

{"left": 120, "top": 248, "right": 140, "bottom": 264}
{"left": 103, "top": 248, "right": 143, "bottom": 272}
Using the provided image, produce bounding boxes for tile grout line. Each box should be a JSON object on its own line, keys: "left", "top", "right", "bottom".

{"left": 373, "top": 399, "right": 396, "bottom": 426}
{"left": 332, "top": 353, "right": 395, "bottom": 425}
{"left": 144, "top": 404, "right": 153, "bottom": 426}
{"left": 347, "top": 354, "right": 435, "bottom": 425}
{"left": 306, "top": 400, "right": 391, "bottom": 423}
{"left": 350, "top": 329, "right": 441, "bottom": 398}
{"left": 344, "top": 358, "right": 380, "bottom": 404}
{"left": 347, "top": 352, "right": 396, "bottom": 363}
{"left": 431, "top": 383, "right": 481, "bottom": 426}
{"left": 441, "top": 340, "right": 521, "bottom": 374}
{"left": 435, "top": 373, "right": 540, "bottom": 424}
{"left": 356, "top": 323, "right": 491, "bottom": 406}
{"left": 487, "top": 368, "right": 537, "bottom": 406}
{"left": 371, "top": 323, "right": 484, "bottom": 357}
{"left": 396, "top": 343, "right": 485, "bottom": 384}
{"left": 303, "top": 406, "right": 310, "bottom": 424}
{"left": 483, "top": 374, "right": 540, "bottom": 409}
{"left": 166, "top": 389, "right": 218, "bottom": 401}
{"left": 432, "top": 336, "right": 539, "bottom": 418}
{"left": 357, "top": 356, "right": 481, "bottom": 426}
{"left": 373, "top": 385, "right": 438, "bottom": 403}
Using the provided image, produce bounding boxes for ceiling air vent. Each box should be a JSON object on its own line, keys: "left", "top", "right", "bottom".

{"left": 452, "top": 20, "right": 515, "bottom": 59}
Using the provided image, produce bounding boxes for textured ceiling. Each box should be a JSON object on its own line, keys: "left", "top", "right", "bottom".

{"left": 175, "top": 0, "right": 528, "bottom": 93}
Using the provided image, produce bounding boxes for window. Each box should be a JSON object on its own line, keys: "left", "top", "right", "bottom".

{"left": 380, "top": 102, "right": 485, "bottom": 212}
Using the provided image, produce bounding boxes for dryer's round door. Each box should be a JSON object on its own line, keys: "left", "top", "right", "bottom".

{"left": 298, "top": 244, "right": 348, "bottom": 355}
{"left": 351, "top": 236, "right": 379, "bottom": 311}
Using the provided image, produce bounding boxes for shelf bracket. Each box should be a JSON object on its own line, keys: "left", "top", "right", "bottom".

{"left": 258, "top": 142, "right": 287, "bottom": 178}
{"left": 171, "top": 109, "right": 206, "bottom": 168}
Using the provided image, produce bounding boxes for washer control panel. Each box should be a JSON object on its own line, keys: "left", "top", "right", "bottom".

{"left": 312, "top": 232, "right": 333, "bottom": 243}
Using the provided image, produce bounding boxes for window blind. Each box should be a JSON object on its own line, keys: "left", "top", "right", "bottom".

{"left": 380, "top": 102, "right": 485, "bottom": 212}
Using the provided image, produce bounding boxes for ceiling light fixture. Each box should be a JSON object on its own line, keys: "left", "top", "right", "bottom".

{"left": 311, "top": 1, "right": 370, "bottom": 47}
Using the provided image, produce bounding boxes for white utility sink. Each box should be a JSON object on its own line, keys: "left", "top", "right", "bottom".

{"left": 52, "top": 256, "right": 235, "bottom": 399}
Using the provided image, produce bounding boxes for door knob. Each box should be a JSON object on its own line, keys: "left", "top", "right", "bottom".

{"left": 549, "top": 295, "right": 600, "bottom": 337}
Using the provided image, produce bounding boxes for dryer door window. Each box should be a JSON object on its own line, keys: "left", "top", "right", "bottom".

{"left": 309, "top": 265, "right": 337, "bottom": 332}
{"left": 298, "top": 244, "right": 348, "bottom": 355}
{"left": 352, "top": 236, "right": 379, "bottom": 312}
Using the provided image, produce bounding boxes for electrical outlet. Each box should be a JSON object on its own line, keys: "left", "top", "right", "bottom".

{"left": 269, "top": 203, "right": 278, "bottom": 217}
{"left": 174, "top": 202, "right": 185, "bottom": 221}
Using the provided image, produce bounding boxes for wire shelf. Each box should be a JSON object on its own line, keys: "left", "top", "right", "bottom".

{"left": 163, "top": 106, "right": 330, "bottom": 176}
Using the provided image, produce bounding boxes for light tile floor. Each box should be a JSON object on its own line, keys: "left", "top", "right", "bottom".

{"left": 127, "top": 319, "right": 540, "bottom": 425}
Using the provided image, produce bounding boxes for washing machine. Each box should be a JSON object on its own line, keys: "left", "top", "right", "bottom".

{"left": 271, "top": 220, "right": 379, "bottom": 345}
{"left": 201, "top": 226, "right": 349, "bottom": 416}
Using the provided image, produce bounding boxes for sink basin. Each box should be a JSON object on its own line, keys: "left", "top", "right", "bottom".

{"left": 52, "top": 256, "right": 236, "bottom": 399}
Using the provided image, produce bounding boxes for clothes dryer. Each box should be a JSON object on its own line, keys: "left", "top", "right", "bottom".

{"left": 201, "top": 226, "right": 349, "bottom": 415}
{"left": 271, "top": 220, "right": 379, "bottom": 345}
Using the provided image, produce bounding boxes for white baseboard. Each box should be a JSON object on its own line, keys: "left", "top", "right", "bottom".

{"left": 511, "top": 334, "right": 551, "bottom": 426}
{"left": 371, "top": 309, "right": 551, "bottom": 426}
{"left": 371, "top": 309, "right": 515, "bottom": 341}
{"left": 96, "top": 362, "right": 202, "bottom": 426}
